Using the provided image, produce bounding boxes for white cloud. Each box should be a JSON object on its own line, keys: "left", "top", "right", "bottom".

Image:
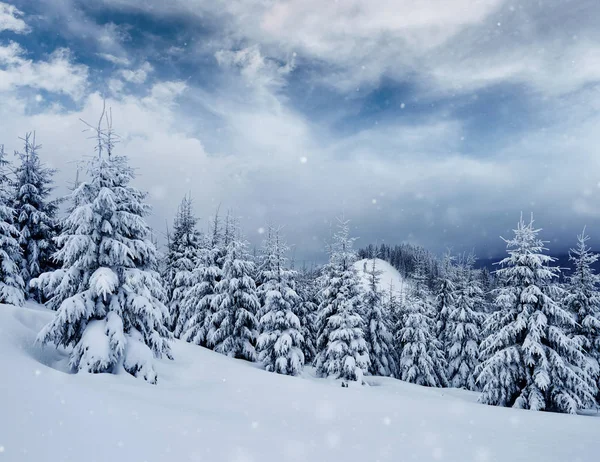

{"left": 98, "top": 53, "right": 131, "bottom": 67}
{"left": 0, "top": 42, "right": 88, "bottom": 100}
{"left": 0, "top": 2, "right": 29, "bottom": 34}
{"left": 120, "top": 62, "right": 154, "bottom": 84}
{"left": 94, "top": 0, "right": 600, "bottom": 98}
{"left": 215, "top": 45, "right": 294, "bottom": 90}
{"left": 3, "top": 0, "right": 600, "bottom": 257}
{"left": 107, "top": 78, "right": 125, "bottom": 95}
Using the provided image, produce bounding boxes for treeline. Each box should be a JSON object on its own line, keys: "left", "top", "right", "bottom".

{"left": 358, "top": 242, "right": 495, "bottom": 295}
{"left": 1, "top": 119, "right": 599, "bottom": 415}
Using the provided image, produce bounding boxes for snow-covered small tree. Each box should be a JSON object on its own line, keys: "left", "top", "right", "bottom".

{"left": 564, "top": 228, "right": 600, "bottom": 400}
{"left": 446, "top": 253, "right": 486, "bottom": 390}
{"left": 207, "top": 228, "right": 259, "bottom": 361}
{"left": 396, "top": 261, "right": 448, "bottom": 388}
{"left": 256, "top": 229, "right": 304, "bottom": 375}
{"left": 362, "top": 258, "right": 397, "bottom": 377}
{"left": 477, "top": 215, "right": 596, "bottom": 413}
{"left": 12, "top": 133, "right": 60, "bottom": 299}
{"left": 0, "top": 145, "right": 24, "bottom": 306}
{"left": 164, "top": 195, "right": 202, "bottom": 334}
{"left": 33, "top": 113, "right": 171, "bottom": 383}
{"left": 180, "top": 211, "right": 224, "bottom": 345}
{"left": 315, "top": 218, "right": 370, "bottom": 383}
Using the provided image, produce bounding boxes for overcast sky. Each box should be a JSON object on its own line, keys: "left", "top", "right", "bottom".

{"left": 1, "top": 0, "right": 599, "bottom": 263}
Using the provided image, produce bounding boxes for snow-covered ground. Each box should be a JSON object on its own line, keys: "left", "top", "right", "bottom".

{"left": 354, "top": 258, "right": 409, "bottom": 298}
{"left": 1, "top": 303, "right": 599, "bottom": 462}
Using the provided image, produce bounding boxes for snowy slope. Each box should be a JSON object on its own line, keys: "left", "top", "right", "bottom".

{"left": 1, "top": 303, "right": 600, "bottom": 462}
{"left": 354, "top": 258, "right": 409, "bottom": 298}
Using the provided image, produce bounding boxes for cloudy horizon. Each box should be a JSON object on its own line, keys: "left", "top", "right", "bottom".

{"left": 1, "top": 0, "right": 599, "bottom": 264}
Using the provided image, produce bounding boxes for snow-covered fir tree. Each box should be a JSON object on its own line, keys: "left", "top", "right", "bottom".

{"left": 563, "top": 228, "right": 600, "bottom": 401}
{"left": 386, "top": 280, "right": 403, "bottom": 337}
{"left": 12, "top": 133, "right": 60, "bottom": 300}
{"left": 445, "top": 253, "right": 486, "bottom": 390}
{"left": 315, "top": 218, "right": 370, "bottom": 383}
{"left": 165, "top": 195, "right": 202, "bottom": 334}
{"left": 256, "top": 224, "right": 276, "bottom": 319}
{"left": 479, "top": 267, "right": 495, "bottom": 309}
{"left": 0, "top": 145, "right": 25, "bottom": 306}
{"left": 180, "top": 211, "right": 224, "bottom": 345}
{"left": 362, "top": 258, "right": 397, "bottom": 377}
{"left": 434, "top": 251, "right": 457, "bottom": 343}
{"left": 33, "top": 115, "right": 171, "bottom": 383}
{"left": 477, "top": 215, "right": 596, "bottom": 413}
{"left": 256, "top": 228, "right": 304, "bottom": 375}
{"left": 396, "top": 260, "right": 448, "bottom": 388}
{"left": 207, "top": 225, "right": 259, "bottom": 361}
{"left": 296, "top": 265, "right": 319, "bottom": 364}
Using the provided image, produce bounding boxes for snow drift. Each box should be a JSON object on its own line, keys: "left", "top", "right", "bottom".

{"left": 354, "top": 258, "right": 408, "bottom": 298}
{"left": 1, "top": 303, "right": 599, "bottom": 462}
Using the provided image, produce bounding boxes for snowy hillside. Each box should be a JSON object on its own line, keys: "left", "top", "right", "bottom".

{"left": 1, "top": 303, "right": 599, "bottom": 462}
{"left": 354, "top": 258, "right": 409, "bottom": 298}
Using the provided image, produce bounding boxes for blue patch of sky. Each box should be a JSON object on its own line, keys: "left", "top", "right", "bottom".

{"left": 9, "top": 1, "right": 226, "bottom": 95}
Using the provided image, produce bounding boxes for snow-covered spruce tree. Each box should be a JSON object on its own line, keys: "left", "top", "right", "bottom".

{"left": 164, "top": 195, "right": 202, "bottom": 334}
{"left": 296, "top": 265, "right": 319, "bottom": 364}
{"left": 256, "top": 224, "right": 276, "bottom": 319}
{"left": 256, "top": 228, "right": 304, "bottom": 375}
{"left": 0, "top": 145, "right": 25, "bottom": 306}
{"left": 12, "top": 133, "right": 60, "bottom": 300}
{"left": 386, "top": 280, "right": 403, "bottom": 338}
{"left": 207, "top": 227, "right": 259, "bottom": 361}
{"left": 362, "top": 258, "right": 397, "bottom": 377}
{"left": 477, "top": 215, "right": 596, "bottom": 413}
{"left": 180, "top": 211, "right": 224, "bottom": 345}
{"left": 446, "top": 253, "right": 486, "bottom": 390}
{"left": 315, "top": 218, "right": 370, "bottom": 383}
{"left": 434, "top": 251, "right": 457, "bottom": 344}
{"left": 564, "top": 228, "right": 600, "bottom": 400}
{"left": 396, "top": 259, "right": 448, "bottom": 387}
{"left": 34, "top": 114, "right": 171, "bottom": 384}
{"left": 479, "top": 267, "right": 495, "bottom": 309}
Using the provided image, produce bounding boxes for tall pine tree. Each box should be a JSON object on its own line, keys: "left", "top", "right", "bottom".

{"left": 446, "top": 253, "right": 485, "bottom": 390}
{"left": 34, "top": 114, "right": 171, "bottom": 383}
{"left": 477, "top": 215, "right": 596, "bottom": 413}
{"left": 165, "top": 195, "right": 202, "bottom": 334}
{"left": 207, "top": 226, "right": 259, "bottom": 361}
{"left": 434, "top": 251, "right": 456, "bottom": 343}
{"left": 362, "top": 258, "right": 397, "bottom": 377}
{"left": 0, "top": 145, "right": 25, "bottom": 306}
{"left": 256, "top": 224, "right": 276, "bottom": 320}
{"left": 13, "top": 133, "right": 60, "bottom": 299}
{"left": 563, "top": 228, "right": 600, "bottom": 401}
{"left": 296, "top": 265, "right": 319, "bottom": 365}
{"left": 180, "top": 211, "right": 224, "bottom": 345}
{"left": 396, "top": 260, "right": 448, "bottom": 388}
{"left": 315, "top": 218, "right": 370, "bottom": 383}
{"left": 256, "top": 228, "right": 304, "bottom": 375}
